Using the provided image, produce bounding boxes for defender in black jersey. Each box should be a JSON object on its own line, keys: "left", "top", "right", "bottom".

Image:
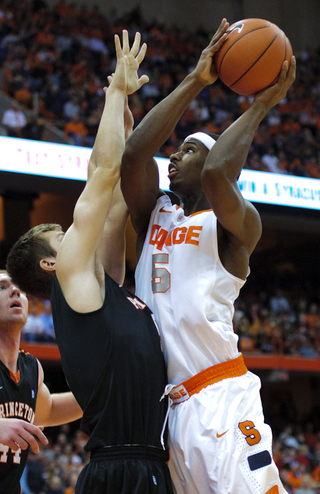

{"left": 51, "top": 273, "right": 172, "bottom": 493}
{"left": 0, "top": 271, "right": 82, "bottom": 494}
{"left": 0, "top": 350, "right": 38, "bottom": 494}
{"left": 7, "top": 32, "right": 173, "bottom": 494}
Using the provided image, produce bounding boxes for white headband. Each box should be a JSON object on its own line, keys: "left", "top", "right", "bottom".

{"left": 184, "top": 132, "right": 216, "bottom": 151}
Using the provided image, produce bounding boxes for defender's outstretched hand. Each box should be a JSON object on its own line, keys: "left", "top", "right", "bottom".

{"left": 114, "top": 30, "right": 149, "bottom": 95}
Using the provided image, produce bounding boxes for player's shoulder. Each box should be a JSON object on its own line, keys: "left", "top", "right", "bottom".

{"left": 18, "top": 348, "right": 38, "bottom": 365}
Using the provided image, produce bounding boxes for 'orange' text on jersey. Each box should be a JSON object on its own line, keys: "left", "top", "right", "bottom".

{"left": 149, "top": 224, "right": 203, "bottom": 251}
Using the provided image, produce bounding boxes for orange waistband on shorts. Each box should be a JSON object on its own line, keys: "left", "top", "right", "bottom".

{"left": 169, "top": 354, "right": 248, "bottom": 404}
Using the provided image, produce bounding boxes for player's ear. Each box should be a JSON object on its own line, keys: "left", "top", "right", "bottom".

{"left": 39, "top": 257, "right": 56, "bottom": 273}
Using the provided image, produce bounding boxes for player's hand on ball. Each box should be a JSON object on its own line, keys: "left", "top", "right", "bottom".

{"left": 193, "top": 18, "right": 229, "bottom": 85}
{"left": 254, "top": 55, "right": 296, "bottom": 111}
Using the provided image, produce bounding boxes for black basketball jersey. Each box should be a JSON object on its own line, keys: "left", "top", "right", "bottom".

{"left": 50, "top": 273, "right": 169, "bottom": 453}
{"left": 0, "top": 350, "right": 38, "bottom": 494}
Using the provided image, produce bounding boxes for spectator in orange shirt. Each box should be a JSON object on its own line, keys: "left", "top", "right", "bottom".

{"left": 64, "top": 114, "right": 88, "bottom": 146}
{"left": 14, "top": 81, "right": 32, "bottom": 109}
{"left": 36, "top": 25, "right": 55, "bottom": 47}
{"left": 306, "top": 303, "right": 320, "bottom": 330}
{"left": 286, "top": 462, "right": 304, "bottom": 491}
{"left": 282, "top": 115, "right": 302, "bottom": 133}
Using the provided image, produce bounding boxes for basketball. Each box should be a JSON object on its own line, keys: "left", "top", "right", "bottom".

{"left": 214, "top": 18, "right": 293, "bottom": 97}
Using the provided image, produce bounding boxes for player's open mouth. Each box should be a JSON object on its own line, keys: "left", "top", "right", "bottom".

{"left": 168, "top": 163, "right": 179, "bottom": 179}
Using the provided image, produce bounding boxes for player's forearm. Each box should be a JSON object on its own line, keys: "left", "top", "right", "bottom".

{"left": 123, "top": 72, "right": 207, "bottom": 165}
{"left": 90, "top": 87, "right": 126, "bottom": 177}
{"left": 204, "top": 101, "right": 268, "bottom": 180}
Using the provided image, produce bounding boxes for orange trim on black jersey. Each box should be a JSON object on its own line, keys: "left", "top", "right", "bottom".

{"left": 9, "top": 368, "right": 20, "bottom": 383}
{"left": 19, "top": 348, "right": 30, "bottom": 356}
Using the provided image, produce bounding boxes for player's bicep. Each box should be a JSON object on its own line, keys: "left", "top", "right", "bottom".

{"left": 203, "top": 171, "right": 261, "bottom": 250}
{"left": 203, "top": 170, "right": 245, "bottom": 232}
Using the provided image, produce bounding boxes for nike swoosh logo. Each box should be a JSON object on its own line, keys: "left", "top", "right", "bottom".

{"left": 216, "top": 429, "right": 229, "bottom": 438}
{"left": 0, "top": 386, "right": 3, "bottom": 390}
{"left": 159, "top": 207, "right": 171, "bottom": 213}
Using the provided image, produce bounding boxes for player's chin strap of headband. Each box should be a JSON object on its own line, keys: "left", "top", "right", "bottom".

{"left": 184, "top": 132, "right": 216, "bottom": 150}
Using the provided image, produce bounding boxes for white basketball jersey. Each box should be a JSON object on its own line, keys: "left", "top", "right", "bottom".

{"left": 135, "top": 195, "right": 247, "bottom": 385}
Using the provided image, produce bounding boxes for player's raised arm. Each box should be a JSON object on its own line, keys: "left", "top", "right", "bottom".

{"left": 97, "top": 41, "right": 146, "bottom": 285}
{"left": 55, "top": 32, "right": 148, "bottom": 299}
{"left": 201, "top": 56, "right": 296, "bottom": 262}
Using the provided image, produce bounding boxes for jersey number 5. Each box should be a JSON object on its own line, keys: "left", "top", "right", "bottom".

{"left": 152, "top": 254, "right": 171, "bottom": 293}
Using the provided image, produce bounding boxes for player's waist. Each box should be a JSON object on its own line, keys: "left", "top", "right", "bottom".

{"left": 169, "top": 354, "right": 247, "bottom": 404}
{"left": 90, "top": 444, "right": 169, "bottom": 462}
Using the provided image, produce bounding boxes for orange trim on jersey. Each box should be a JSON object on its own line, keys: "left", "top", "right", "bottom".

{"left": 265, "top": 486, "right": 279, "bottom": 494}
{"left": 189, "top": 208, "right": 212, "bottom": 217}
{"left": 19, "top": 348, "right": 30, "bottom": 356}
{"left": 169, "top": 354, "right": 247, "bottom": 404}
{"left": 9, "top": 368, "right": 20, "bottom": 383}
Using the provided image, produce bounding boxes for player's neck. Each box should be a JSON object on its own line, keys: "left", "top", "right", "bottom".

{"left": 0, "top": 329, "right": 20, "bottom": 373}
{"left": 181, "top": 193, "right": 211, "bottom": 216}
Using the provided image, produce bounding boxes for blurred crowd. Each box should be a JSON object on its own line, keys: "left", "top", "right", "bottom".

{"left": 23, "top": 277, "right": 320, "bottom": 360}
{"left": 234, "top": 287, "right": 320, "bottom": 358}
{"left": 20, "top": 423, "right": 89, "bottom": 494}
{"left": 0, "top": 0, "right": 318, "bottom": 178}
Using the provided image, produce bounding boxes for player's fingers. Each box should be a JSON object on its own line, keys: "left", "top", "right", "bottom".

{"left": 7, "top": 437, "right": 27, "bottom": 451}
{"left": 208, "top": 18, "right": 229, "bottom": 46}
{"left": 28, "top": 437, "right": 40, "bottom": 454}
{"left": 114, "top": 34, "right": 122, "bottom": 60}
{"left": 277, "top": 60, "right": 289, "bottom": 84}
{"left": 136, "top": 43, "right": 147, "bottom": 65}
{"left": 20, "top": 431, "right": 41, "bottom": 454}
{"left": 208, "top": 32, "right": 229, "bottom": 53}
{"left": 29, "top": 425, "right": 48, "bottom": 445}
{"left": 122, "top": 29, "right": 130, "bottom": 55}
{"left": 130, "top": 32, "right": 141, "bottom": 58}
{"left": 138, "top": 75, "right": 150, "bottom": 87}
{"left": 22, "top": 422, "right": 48, "bottom": 446}
{"left": 286, "top": 56, "right": 296, "bottom": 83}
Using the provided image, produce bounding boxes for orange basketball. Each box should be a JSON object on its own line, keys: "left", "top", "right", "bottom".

{"left": 214, "top": 18, "right": 293, "bottom": 97}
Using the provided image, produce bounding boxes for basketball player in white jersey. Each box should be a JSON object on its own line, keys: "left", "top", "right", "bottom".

{"left": 121, "top": 17, "right": 296, "bottom": 494}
